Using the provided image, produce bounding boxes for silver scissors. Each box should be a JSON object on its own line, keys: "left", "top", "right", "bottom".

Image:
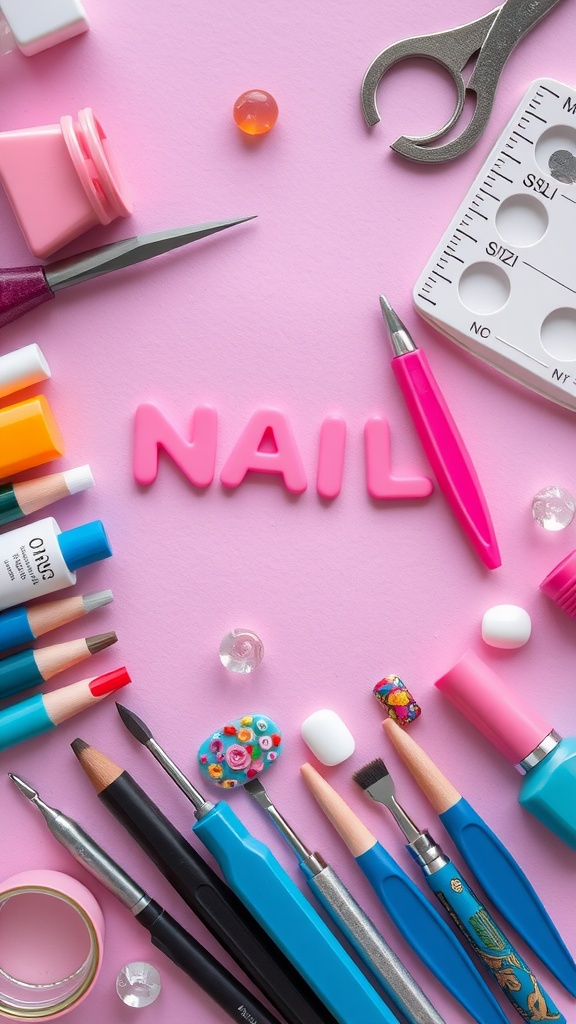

{"left": 361, "top": 0, "right": 565, "bottom": 163}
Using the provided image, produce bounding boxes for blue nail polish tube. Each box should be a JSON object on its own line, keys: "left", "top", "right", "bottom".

{"left": 435, "top": 650, "right": 576, "bottom": 850}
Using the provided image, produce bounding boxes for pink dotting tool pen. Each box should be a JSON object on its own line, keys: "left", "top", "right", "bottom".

{"left": 378, "top": 295, "right": 501, "bottom": 569}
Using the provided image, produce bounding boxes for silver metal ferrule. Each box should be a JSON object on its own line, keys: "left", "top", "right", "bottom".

{"left": 407, "top": 831, "right": 450, "bottom": 876}
{"left": 517, "top": 729, "right": 562, "bottom": 774}
{"left": 379, "top": 295, "right": 418, "bottom": 355}
{"left": 147, "top": 737, "right": 214, "bottom": 819}
{"left": 28, "top": 796, "right": 150, "bottom": 914}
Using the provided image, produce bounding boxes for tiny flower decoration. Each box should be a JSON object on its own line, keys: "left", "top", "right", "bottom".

{"left": 198, "top": 713, "right": 283, "bottom": 787}
{"left": 225, "top": 745, "right": 252, "bottom": 772}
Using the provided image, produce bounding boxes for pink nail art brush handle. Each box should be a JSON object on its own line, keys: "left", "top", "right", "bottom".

{"left": 392, "top": 349, "right": 501, "bottom": 569}
{"left": 0, "top": 267, "right": 54, "bottom": 328}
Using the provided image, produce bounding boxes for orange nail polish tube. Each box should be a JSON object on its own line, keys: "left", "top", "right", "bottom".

{"left": 0, "top": 395, "right": 65, "bottom": 479}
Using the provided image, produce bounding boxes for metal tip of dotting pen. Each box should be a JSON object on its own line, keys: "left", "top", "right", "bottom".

{"left": 8, "top": 773, "right": 37, "bottom": 801}
{"left": 378, "top": 294, "right": 416, "bottom": 356}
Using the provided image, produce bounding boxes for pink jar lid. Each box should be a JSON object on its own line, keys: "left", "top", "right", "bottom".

{"left": 60, "top": 108, "right": 132, "bottom": 226}
{"left": 540, "top": 548, "right": 576, "bottom": 617}
{"left": 0, "top": 868, "right": 104, "bottom": 1020}
{"left": 434, "top": 650, "right": 552, "bottom": 765}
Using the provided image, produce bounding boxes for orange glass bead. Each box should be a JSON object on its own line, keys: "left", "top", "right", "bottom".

{"left": 233, "top": 90, "right": 279, "bottom": 136}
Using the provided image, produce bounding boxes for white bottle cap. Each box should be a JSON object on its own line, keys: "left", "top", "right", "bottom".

{"left": 0, "top": 343, "right": 51, "bottom": 400}
{"left": 300, "top": 709, "right": 355, "bottom": 766}
{"left": 481, "top": 604, "right": 532, "bottom": 649}
{"left": 0, "top": 0, "right": 89, "bottom": 56}
{"left": 63, "top": 465, "right": 95, "bottom": 495}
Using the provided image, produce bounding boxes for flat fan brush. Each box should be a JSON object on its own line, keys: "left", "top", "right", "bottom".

{"left": 244, "top": 776, "right": 446, "bottom": 1024}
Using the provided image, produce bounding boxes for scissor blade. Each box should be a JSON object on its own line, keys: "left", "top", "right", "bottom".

{"left": 45, "top": 216, "right": 257, "bottom": 291}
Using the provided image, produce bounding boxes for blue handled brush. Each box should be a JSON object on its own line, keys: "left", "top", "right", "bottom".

{"left": 116, "top": 704, "right": 398, "bottom": 1024}
{"left": 382, "top": 715, "right": 576, "bottom": 996}
{"left": 352, "top": 757, "right": 565, "bottom": 1024}
{"left": 300, "top": 761, "right": 510, "bottom": 1024}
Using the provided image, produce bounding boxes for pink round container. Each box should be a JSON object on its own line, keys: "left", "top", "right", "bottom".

{"left": 540, "top": 548, "right": 576, "bottom": 618}
{"left": 0, "top": 108, "right": 132, "bottom": 258}
{"left": 0, "top": 869, "right": 104, "bottom": 1020}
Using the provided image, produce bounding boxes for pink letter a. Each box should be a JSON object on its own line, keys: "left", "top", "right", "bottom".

{"left": 221, "top": 409, "right": 307, "bottom": 493}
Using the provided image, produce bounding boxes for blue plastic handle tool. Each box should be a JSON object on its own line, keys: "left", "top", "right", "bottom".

{"left": 356, "top": 841, "right": 509, "bottom": 1024}
{"left": 424, "top": 855, "right": 565, "bottom": 1023}
{"left": 441, "top": 797, "right": 576, "bottom": 996}
{"left": 193, "top": 802, "right": 399, "bottom": 1024}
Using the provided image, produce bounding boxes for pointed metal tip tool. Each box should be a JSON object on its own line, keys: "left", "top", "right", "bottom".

{"left": 8, "top": 772, "right": 37, "bottom": 801}
{"left": 378, "top": 294, "right": 416, "bottom": 356}
{"left": 45, "top": 215, "right": 258, "bottom": 292}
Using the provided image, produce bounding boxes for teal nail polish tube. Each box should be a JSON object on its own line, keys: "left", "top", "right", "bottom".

{"left": 435, "top": 650, "right": 576, "bottom": 850}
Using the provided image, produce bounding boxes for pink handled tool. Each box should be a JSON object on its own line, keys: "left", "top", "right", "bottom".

{"left": 378, "top": 296, "right": 500, "bottom": 569}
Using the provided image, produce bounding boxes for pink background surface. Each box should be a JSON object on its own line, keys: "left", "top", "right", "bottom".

{"left": 2, "top": 1, "right": 576, "bottom": 1021}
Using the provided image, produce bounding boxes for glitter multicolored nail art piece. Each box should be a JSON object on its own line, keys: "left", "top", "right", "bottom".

{"left": 198, "top": 713, "right": 283, "bottom": 787}
{"left": 373, "top": 675, "right": 421, "bottom": 727}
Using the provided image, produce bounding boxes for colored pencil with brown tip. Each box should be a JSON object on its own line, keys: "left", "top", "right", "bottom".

{"left": 0, "top": 589, "right": 114, "bottom": 654}
{"left": 71, "top": 738, "right": 341, "bottom": 1024}
{"left": 0, "top": 667, "right": 130, "bottom": 751}
{"left": 0, "top": 632, "right": 117, "bottom": 700}
{"left": 382, "top": 717, "right": 576, "bottom": 994}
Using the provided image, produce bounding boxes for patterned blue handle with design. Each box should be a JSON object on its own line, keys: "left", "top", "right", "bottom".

{"left": 357, "top": 841, "right": 509, "bottom": 1024}
{"left": 425, "top": 858, "right": 565, "bottom": 1023}
{"left": 440, "top": 797, "right": 576, "bottom": 996}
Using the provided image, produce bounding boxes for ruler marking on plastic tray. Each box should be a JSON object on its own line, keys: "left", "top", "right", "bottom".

{"left": 413, "top": 78, "right": 576, "bottom": 412}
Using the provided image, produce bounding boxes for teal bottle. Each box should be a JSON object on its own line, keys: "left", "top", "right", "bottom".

{"left": 519, "top": 733, "right": 576, "bottom": 850}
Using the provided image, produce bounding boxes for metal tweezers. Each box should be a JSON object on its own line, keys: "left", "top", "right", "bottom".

{"left": 361, "top": 0, "right": 565, "bottom": 163}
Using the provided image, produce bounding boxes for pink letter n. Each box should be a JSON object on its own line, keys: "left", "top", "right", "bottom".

{"left": 133, "top": 404, "right": 217, "bottom": 487}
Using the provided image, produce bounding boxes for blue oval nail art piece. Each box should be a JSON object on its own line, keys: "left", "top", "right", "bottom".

{"left": 198, "top": 713, "right": 283, "bottom": 787}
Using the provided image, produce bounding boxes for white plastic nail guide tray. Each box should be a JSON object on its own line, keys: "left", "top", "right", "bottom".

{"left": 414, "top": 78, "right": 576, "bottom": 412}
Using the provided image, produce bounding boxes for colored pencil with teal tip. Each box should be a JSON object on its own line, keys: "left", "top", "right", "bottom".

{"left": 353, "top": 757, "right": 565, "bottom": 1024}
{"left": 382, "top": 717, "right": 576, "bottom": 995}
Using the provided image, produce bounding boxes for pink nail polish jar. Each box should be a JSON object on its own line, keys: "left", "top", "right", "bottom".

{"left": 0, "top": 869, "right": 104, "bottom": 1019}
{"left": 0, "top": 107, "right": 132, "bottom": 258}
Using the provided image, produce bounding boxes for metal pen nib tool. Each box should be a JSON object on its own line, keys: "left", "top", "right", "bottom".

{"left": 353, "top": 759, "right": 565, "bottom": 1024}
{"left": 0, "top": 216, "right": 256, "bottom": 330}
{"left": 8, "top": 774, "right": 281, "bottom": 1024}
{"left": 115, "top": 703, "right": 396, "bottom": 1024}
{"left": 244, "top": 777, "right": 446, "bottom": 1024}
